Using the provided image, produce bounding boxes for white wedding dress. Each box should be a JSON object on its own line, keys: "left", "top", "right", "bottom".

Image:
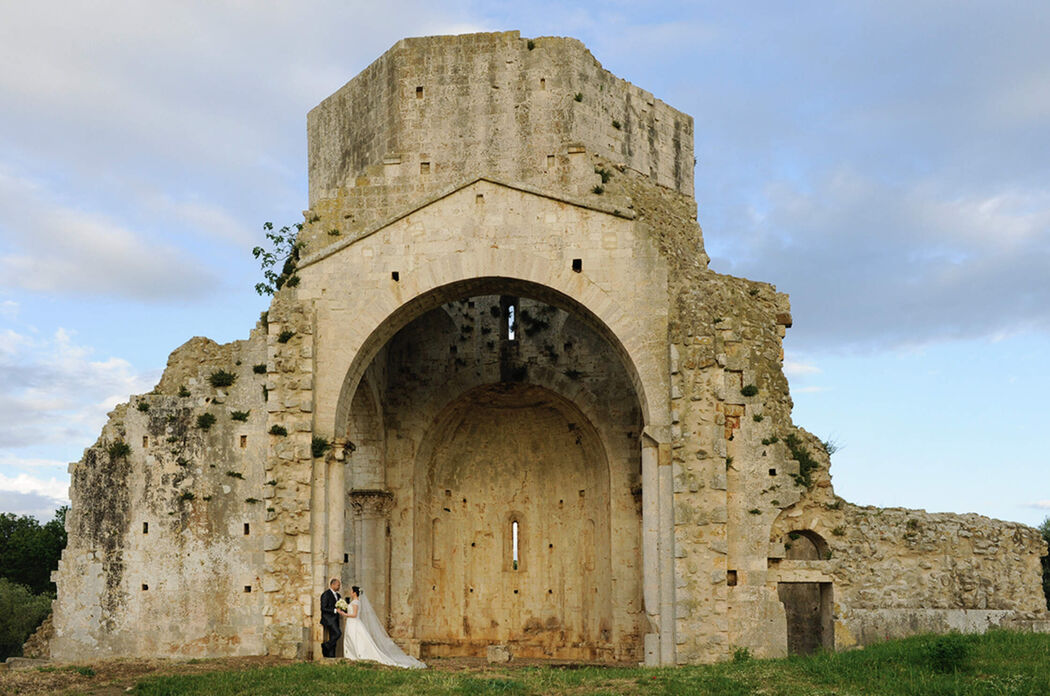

{"left": 342, "top": 595, "right": 426, "bottom": 669}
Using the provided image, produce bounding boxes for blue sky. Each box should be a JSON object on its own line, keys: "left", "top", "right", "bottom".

{"left": 1, "top": 2, "right": 1047, "bottom": 526}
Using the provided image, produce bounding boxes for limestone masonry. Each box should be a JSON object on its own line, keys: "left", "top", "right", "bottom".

{"left": 47, "top": 31, "right": 1048, "bottom": 665}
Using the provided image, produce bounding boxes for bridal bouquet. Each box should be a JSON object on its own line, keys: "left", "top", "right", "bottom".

{"left": 335, "top": 598, "right": 349, "bottom": 613}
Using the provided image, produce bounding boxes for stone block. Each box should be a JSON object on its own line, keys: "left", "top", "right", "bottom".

{"left": 486, "top": 644, "right": 512, "bottom": 663}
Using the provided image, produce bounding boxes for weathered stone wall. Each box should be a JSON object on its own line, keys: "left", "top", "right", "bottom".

{"left": 257, "top": 295, "right": 318, "bottom": 658}
{"left": 52, "top": 334, "right": 269, "bottom": 660}
{"left": 304, "top": 30, "right": 692, "bottom": 249}
{"left": 770, "top": 498, "right": 1048, "bottom": 648}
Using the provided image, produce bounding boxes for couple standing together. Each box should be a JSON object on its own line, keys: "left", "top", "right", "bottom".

{"left": 319, "top": 578, "right": 426, "bottom": 668}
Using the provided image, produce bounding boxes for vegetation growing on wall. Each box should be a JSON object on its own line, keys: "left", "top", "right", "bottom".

{"left": 208, "top": 370, "right": 237, "bottom": 388}
{"left": 311, "top": 436, "right": 330, "bottom": 459}
{"left": 252, "top": 222, "right": 305, "bottom": 295}
{"left": 784, "top": 433, "right": 819, "bottom": 488}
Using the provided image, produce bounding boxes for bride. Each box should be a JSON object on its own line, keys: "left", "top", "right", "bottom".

{"left": 337, "top": 585, "right": 426, "bottom": 669}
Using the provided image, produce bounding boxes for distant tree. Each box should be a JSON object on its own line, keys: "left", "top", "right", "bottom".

{"left": 0, "top": 578, "right": 52, "bottom": 660}
{"left": 0, "top": 506, "right": 67, "bottom": 595}
{"left": 1041, "top": 517, "right": 1050, "bottom": 610}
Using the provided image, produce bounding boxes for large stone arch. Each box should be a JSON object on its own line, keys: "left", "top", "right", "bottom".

{"left": 311, "top": 246, "right": 669, "bottom": 439}
{"left": 305, "top": 247, "right": 677, "bottom": 663}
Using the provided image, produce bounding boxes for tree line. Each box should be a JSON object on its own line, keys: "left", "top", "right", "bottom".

{"left": 0, "top": 507, "right": 66, "bottom": 660}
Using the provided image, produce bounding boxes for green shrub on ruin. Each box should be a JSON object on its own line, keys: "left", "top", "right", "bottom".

{"left": 208, "top": 370, "right": 237, "bottom": 388}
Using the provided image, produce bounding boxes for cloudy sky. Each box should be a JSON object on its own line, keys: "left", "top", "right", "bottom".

{"left": 1, "top": 2, "right": 1047, "bottom": 526}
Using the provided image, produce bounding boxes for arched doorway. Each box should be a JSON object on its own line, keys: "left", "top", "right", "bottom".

{"left": 777, "top": 530, "right": 834, "bottom": 655}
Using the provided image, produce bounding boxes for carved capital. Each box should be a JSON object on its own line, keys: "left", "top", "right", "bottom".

{"left": 349, "top": 489, "right": 394, "bottom": 518}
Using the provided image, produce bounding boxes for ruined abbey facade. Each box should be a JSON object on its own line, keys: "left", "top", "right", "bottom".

{"left": 49, "top": 32, "right": 1047, "bottom": 664}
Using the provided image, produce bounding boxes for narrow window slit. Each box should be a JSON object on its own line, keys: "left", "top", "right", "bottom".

{"left": 572, "top": 258, "right": 582, "bottom": 273}
{"left": 512, "top": 520, "right": 519, "bottom": 570}
{"left": 243, "top": 523, "right": 250, "bottom": 535}
{"left": 142, "top": 522, "right": 149, "bottom": 534}
{"left": 415, "top": 86, "right": 423, "bottom": 98}
{"left": 391, "top": 271, "right": 399, "bottom": 282}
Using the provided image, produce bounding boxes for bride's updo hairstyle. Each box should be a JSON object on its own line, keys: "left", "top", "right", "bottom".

{"left": 352, "top": 585, "right": 362, "bottom": 596}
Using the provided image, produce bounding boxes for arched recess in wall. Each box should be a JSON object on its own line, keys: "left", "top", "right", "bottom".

{"left": 411, "top": 383, "right": 617, "bottom": 659}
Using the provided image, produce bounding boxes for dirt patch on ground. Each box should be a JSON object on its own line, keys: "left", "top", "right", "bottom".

{"left": 0, "top": 656, "right": 291, "bottom": 695}
{"left": 0, "top": 655, "right": 637, "bottom": 695}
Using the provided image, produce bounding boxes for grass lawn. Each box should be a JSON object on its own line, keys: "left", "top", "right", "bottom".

{"left": 127, "top": 631, "right": 1050, "bottom": 696}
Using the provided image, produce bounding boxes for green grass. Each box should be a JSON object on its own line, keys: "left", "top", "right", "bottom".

{"left": 128, "top": 631, "right": 1050, "bottom": 696}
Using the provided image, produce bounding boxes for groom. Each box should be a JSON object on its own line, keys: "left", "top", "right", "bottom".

{"left": 319, "top": 578, "right": 342, "bottom": 658}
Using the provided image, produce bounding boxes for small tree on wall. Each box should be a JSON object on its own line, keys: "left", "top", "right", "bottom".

{"left": 252, "top": 222, "right": 304, "bottom": 295}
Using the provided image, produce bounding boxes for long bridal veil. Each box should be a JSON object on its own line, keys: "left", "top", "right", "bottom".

{"left": 357, "top": 594, "right": 427, "bottom": 669}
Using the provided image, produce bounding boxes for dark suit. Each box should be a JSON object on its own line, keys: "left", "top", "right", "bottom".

{"left": 319, "top": 588, "right": 342, "bottom": 657}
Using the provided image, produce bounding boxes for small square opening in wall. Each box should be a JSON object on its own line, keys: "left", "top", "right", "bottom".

{"left": 475, "top": 193, "right": 484, "bottom": 204}
{"left": 420, "top": 161, "right": 430, "bottom": 174}
{"left": 727, "top": 570, "right": 738, "bottom": 587}
{"left": 244, "top": 585, "right": 252, "bottom": 593}
{"left": 769, "top": 468, "right": 777, "bottom": 476}
{"left": 244, "top": 523, "right": 250, "bottom": 535}
{"left": 344, "top": 553, "right": 349, "bottom": 563}
{"left": 240, "top": 435, "right": 248, "bottom": 449}
{"left": 572, "top": 258, "right": 582, "bottom": 273}
{"left": 391, "top": 271, "right": 399, "bottom": 282}
{"left": 142, "top": 436, "right": 148, "bottom": 448}
{"left": 540, "top": 78, "right": 546, "bottom": 90}
{"left": 415, "top": 86, "right": 423, "bottom": 99}
{"left": 141, "top": 584, "right": 149, "bottom": 591}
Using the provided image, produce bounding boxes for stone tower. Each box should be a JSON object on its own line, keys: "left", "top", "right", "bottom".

{"left": 50, "top": 31, "right": 1047, "bottom": 665}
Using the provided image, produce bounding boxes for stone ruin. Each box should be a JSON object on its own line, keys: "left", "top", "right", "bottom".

{"left": 46, "top": 31, "right": 1048, "bottom": 665}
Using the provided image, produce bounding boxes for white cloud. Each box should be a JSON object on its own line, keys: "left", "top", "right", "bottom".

{"left": 0, "top": 167, "right": 220, "bottom": 300}
{"left": 784, "top": 360, "right": 821, "bottom": 377}
{"left": 0, "top": 327, "right": 158, "bottom": 449}
{"left": 713, "top": 171, "right": 1050, "bottom": 352}
{"left": 0, "top": 300, "right": 17, "bottom": 319}
{"left": 0, "top": 472, "right": 69, "bottom": 502}
{"left": 1027, "top": 500, "right": 1050, "bottom": 510}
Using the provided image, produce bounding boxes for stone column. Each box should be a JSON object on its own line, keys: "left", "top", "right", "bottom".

{"left": 641, "top": 428, "right": 676, "bottom": 666}
{"left": 349, "top": 489, "right": 394, "bottom": 626}
{"left": 327, "top": 449, "right": 345, "bottom": 582}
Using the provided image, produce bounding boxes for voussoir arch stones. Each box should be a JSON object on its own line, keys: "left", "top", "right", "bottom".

{"left": 323, "top": 257, "right": 661, "bottom": 435}
{"left": 297, "top": 192, "right": 669, "bottom": 437}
